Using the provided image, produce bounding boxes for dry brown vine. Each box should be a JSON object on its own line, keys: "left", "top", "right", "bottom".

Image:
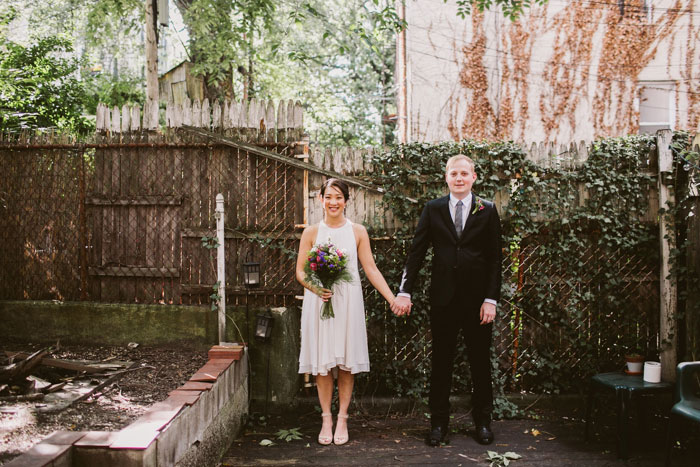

{"left": 447, "top": 0, "right": 698, "bottom": 143}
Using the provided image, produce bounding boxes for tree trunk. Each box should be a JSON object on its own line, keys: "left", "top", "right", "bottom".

{"left": 145, "top": 0, "right": 159, "bottom": 128}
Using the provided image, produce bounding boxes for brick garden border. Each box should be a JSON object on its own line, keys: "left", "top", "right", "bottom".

{"left": 5, "top": 345, "right": 248, "bottom": 467}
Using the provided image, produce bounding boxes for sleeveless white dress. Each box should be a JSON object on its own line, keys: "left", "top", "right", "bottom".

{"left": 298, "top": 219, "right": 370, "bottom": 376}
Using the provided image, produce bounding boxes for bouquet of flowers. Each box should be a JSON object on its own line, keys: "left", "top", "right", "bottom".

{"left": 304, "top": 240, "right": 352, "bottom": 319}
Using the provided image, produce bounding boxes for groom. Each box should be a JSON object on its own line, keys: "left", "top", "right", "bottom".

{"left": 392, "top": 154, "right": 502, "bottom": 446}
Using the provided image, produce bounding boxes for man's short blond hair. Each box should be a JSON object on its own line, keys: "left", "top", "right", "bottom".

{"left": 445, "top": 154, "right": 476, "bottom": 173}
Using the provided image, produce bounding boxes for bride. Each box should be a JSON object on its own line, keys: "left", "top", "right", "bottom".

{"left": 296, "top": 178, "right": 396, "bottom": 446}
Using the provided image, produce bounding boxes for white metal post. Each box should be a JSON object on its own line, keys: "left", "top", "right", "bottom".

{"left": 215, "top": 194, "right": 226, "bottom": 344}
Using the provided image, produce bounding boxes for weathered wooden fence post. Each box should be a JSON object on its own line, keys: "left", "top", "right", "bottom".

{"left": 657, "top": 129, "right": 677, "bottom": 382}
{"left": 216, "top": 194, "right": 227, "bottom": 344}
{"left": 299, "top": 134, "right": 310, "bottom": 229}
{"left": 687, "top": 137, "right": 700, "bottom": 361}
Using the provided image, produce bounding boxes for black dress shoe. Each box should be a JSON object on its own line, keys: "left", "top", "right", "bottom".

{"left": 426, "top": 425, "right": 448, "bottom": 446}
{"left": 475, "top": 424, "right": 494, "bottom": 445}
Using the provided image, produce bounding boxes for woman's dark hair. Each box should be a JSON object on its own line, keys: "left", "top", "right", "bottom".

{"left": 320, "top": 178, "right": 350, "bottom": 201}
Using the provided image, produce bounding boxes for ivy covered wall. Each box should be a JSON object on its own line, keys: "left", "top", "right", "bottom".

{"left": 351, "top": 132, "right": 698, "bottom": 415}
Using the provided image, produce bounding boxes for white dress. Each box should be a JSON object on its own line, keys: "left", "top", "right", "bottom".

{"left": 298, "top": 219, "right": 370, "bottom": 376}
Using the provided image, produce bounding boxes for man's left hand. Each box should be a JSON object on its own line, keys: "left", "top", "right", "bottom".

{"left": 480, "top": 302, "right": 496, "bottom": 325}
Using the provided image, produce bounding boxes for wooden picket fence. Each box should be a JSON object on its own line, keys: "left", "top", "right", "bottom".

{"left": 96, "top": 97, "right": 304, "bottom": 143}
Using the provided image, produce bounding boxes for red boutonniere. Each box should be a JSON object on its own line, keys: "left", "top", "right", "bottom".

{"left": 472, "top": 198, "right": 485, "bottom": 215}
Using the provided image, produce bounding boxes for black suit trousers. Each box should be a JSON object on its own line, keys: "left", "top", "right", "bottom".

{"left": 428, "top": 294, "right": 493, "bottom": 427}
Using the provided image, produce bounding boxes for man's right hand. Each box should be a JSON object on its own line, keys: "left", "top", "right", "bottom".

{"left": 392, "top": 295, "right": 412, "bottom": 316}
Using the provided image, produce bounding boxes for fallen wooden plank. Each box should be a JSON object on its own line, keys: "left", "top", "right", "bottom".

{"left": 0, "top": 393, "right": 45, "bottom": 402}
{"left": 27, "top": 375, "right": 52, "bottom": 393}
{"left": 36, "top": 363, "right": 144, "bottom": 413}
{"left": 46, "top": 382, "right": 67, "bottom": 393}
{"left": 72, "top": 363, "right": 146, "bottom": 405}
{"left": 0, "top": 348, "right": 49, "bottom": 383}
{"left": 4, "top": 351, "right": 129, "bottom": 374}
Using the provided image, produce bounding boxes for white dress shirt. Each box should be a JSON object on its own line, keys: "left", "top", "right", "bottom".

{"left": 398, "top": 192, "right": 497, "bottom": 307}
{"left": 449, "top": 193, "right": 471, "bottom": 232}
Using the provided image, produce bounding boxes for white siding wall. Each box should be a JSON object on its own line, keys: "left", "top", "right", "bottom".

{"left": 405, "top": 0, "right": 700, "bottom": 144}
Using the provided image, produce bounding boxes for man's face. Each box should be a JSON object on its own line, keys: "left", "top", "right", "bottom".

{"left": 445, "top": 159, "right": 477, "bottom": 198}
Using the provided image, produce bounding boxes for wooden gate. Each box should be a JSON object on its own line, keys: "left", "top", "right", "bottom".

{"left": 85, "top": 134, "right": 305, "bottom": 306}
{"left": 87, "top": 135, "right": 185, "bottom": 303}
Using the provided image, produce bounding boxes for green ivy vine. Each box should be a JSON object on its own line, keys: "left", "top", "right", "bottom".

{"left": 352, "top": 133, "right": 699, "bottom": 417}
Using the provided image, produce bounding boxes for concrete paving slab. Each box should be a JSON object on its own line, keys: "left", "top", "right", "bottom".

{"left": 179, "top": 381, "right": 213, "bottom": 391}
{"left": 167, "top": 391, "right": 202, "bottom": 404}
{"left": 109, "top": 421, "right": 162, "bottom": 449}
{"left": 73, "top": 431, "right": 116, "bottom": 448}
{"left": 3, "top": 443, "right": 70, "bottom": 467}
{"left": 208, "top": 347, "right": 243, "bottom": 360}
{"left": 208, "top": 358, "right": 235, "bottom": 368}
{"left": 38, "top": 431, "right": 87, "bottom": 446}
{"left": 190, "top": 372, "right": 217, "bottom": 382}
{"left": 136, "top": 399, "right": 188, "bottom": 426}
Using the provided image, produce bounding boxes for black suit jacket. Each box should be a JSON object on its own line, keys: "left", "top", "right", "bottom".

{"left": 399, "top": 194, "right": 502, "bottom": 308}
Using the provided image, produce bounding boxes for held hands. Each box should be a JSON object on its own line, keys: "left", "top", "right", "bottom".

{"left": 480, "top": 302, "right": 496, "bottom": 325}
{"left": 391, "top": 295, "right": 412, "bottom": 317}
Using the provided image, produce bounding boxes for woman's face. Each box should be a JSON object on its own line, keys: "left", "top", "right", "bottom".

{"left": 322, "top": 185, "right": 347, "bottom": 218}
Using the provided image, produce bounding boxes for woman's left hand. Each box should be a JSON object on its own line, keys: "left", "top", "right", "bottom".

{"left": 316, "top": 287, "right": 333, "bottom": 302}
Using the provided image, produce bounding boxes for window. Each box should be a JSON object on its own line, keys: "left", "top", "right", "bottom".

{"left": 644, "top": 0, "right": 654, "bottom": 23}
{"left": 637, "top": 81, "right": 675, "bottom": 135}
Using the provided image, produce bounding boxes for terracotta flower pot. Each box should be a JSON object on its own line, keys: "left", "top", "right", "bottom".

{"left": 625, "top": 354, "right": 644, "bottom": 375}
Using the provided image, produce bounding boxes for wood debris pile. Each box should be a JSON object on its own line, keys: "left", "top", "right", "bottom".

{"left": 0, "top": 348, "right": 136, "bottom": 413}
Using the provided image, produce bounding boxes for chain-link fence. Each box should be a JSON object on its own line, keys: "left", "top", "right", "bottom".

{"left": 359, "top": 234, "right": 659, "bottom": 394}
{"left": 0, "top": 141, "right": 86, "bottom": 301}
{"left": 496, "top": 239, "right": 659, "bottom": 391}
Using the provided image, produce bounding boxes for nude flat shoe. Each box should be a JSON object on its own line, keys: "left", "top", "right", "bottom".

{"left": 318, "top": 413, "right": 333, "bottom": 445}
{"left": 334, "top": 414, "right": 349, "bottom": 445}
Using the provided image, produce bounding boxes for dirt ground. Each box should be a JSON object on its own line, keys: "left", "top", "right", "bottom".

{"left": 0, "top": 339, "right": 209, "bottom": 465}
